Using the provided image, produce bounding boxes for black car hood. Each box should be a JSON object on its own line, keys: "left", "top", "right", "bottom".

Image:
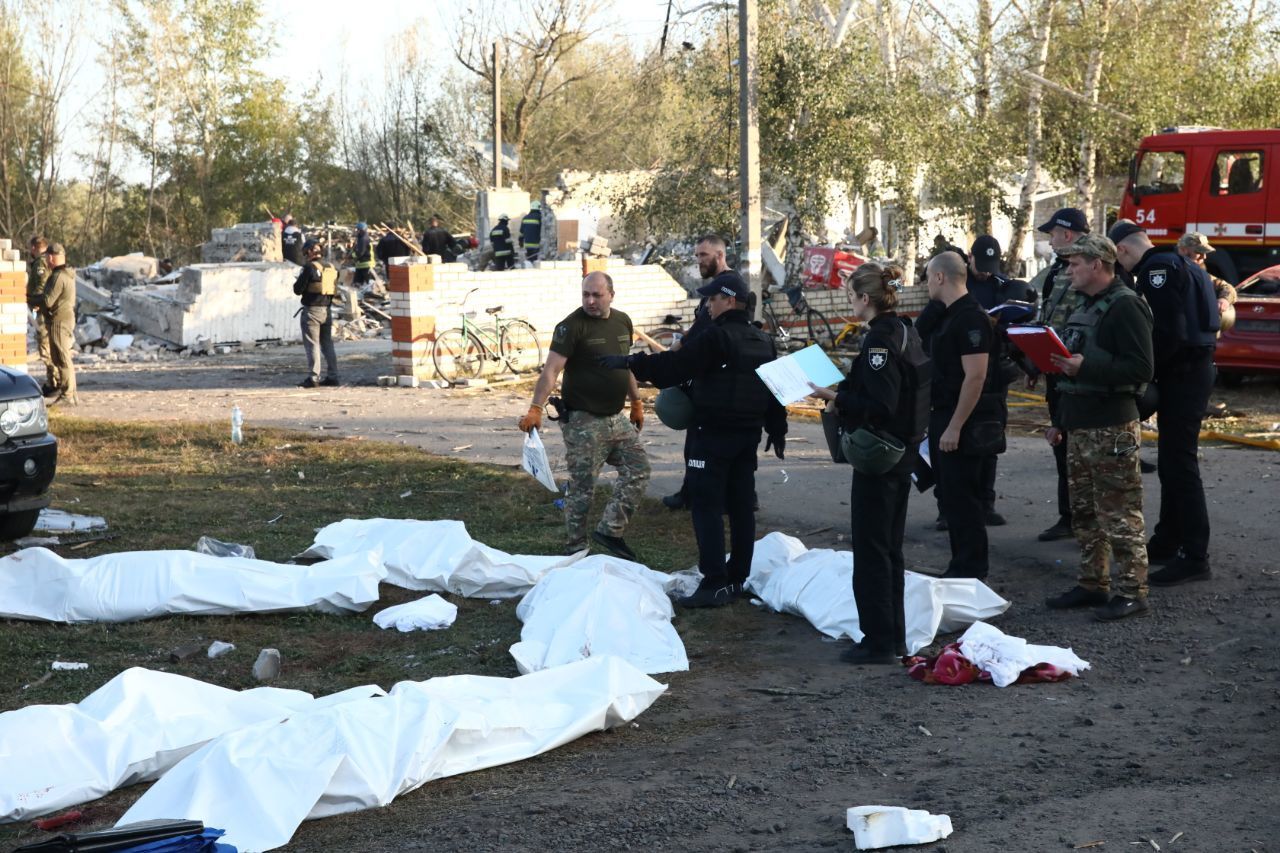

{"left": 0, "top": 367, "right": 43, "bottom": 402}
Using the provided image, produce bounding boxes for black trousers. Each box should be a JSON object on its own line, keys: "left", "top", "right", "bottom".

{"left": 931, "top": 411, "right": 989, "bottom": 578}
{"left": 1045, "top": 379, "right": 1071, "bottom": 522}
{"left": 1151, "top": 348, "right": 1215, "bottom": 561}
{"left": 687, "top": 427, "right": 760, "bottom": 586}
{"left": 851, "top": 458, "right": 912, "bottom": 653}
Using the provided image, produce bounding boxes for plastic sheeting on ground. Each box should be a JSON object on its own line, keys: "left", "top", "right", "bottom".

{"left": 0, "top": 668, "right": 382, "bottom": 823}
{"left": 956, "top": 620, "right": 1091, "bottom": 687}
{"left": 296, "top": 518, "right": 582, "bottom": 598}
{"left": 372, "top": 595, "right": 458, "bottom": 632}
{"left": 34, "top": 509, "right": 107, "bottom": 533}
{"left": 0, "top": 547, "right": 385, "bottom": 623}
{"left": 119, "top": 657, "right": 667, "bottom": 852}
{"left": 510, "top": 556, "right": 689, "bottom": 675}
{"left": 746, "top": 533, "right": 1009, "bottom": 654}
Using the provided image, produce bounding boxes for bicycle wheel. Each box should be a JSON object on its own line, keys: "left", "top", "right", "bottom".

{"left": 647, "top": 326, "right": 683, "bottom": 351}
{"left": 432, "top": 329, "right": 484, "bottom": 383}
{"left": 761, "top": 303, "right": 789, "bottom": 344}
{"left": 806, "top": 307, "right": 835, "bottom": 349}
{"left": 500, "top": 320, "right": 543, "bottom": 374}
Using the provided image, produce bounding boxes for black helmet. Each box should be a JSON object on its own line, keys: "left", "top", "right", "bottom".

{"left": 303, "top": 239, "right": 320, "bottom": 253}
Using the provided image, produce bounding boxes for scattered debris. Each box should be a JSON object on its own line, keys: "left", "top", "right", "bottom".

{"left": 207, "top": 641, "right": 235, "bottom": 659}
{"left": 15, "top": 535, "right": 60, "bottom": 548}
{"left": 266, "top": 514, "right": 284, "bottom": 524}
{"left": 22, "top": 672, "right": 52, "bottom": 691}
{"left": 31, "top": 809, "right": 85, "bottom": 831}
{"left": 34, "top": 510, "right": 108, "bottom": 533}
{"left": 193, "top": 536, "right": 256, "bottom": 560}
{"left": 252, "top": 648, "right": 281, "bottom": 682}
{"left": 51, "top": 661, "right": 89, "bottom": 671}
{"left": 846, "top": 805, "right": 953, "bottom": 850}
{"left": 169, "top": 642, "right": 206, "bottom": 663}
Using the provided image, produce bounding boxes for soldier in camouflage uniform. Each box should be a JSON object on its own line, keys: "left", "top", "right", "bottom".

{"left": 1176, "top": 232, "right": 1236, "bottom": 334}
{"left": 518, "top": 271, "right": 650, "bottom": 558}
{"left": 26, "top": 236, "right": 54, "bottom": 394}
{"left": 1043, "top": 234, "right": 1154, "bottom": 622}
{"left": 1028, "top": 207, "right": 1090, "bottom": 542}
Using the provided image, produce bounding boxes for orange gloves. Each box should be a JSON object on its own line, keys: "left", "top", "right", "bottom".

{"left": 629, "top": 400, "right": 644, "bottom": 431}
{"left": 518, "top": 404, "right": 543, "bottom": 433}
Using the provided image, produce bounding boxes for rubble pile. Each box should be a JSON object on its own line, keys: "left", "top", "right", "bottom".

{"left": 201, "top": 222, "right": 282, "bottom": 263}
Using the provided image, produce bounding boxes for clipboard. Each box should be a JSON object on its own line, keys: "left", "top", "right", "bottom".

{"left": 1006, "top": 325, "right": 1071, "bottom": 373}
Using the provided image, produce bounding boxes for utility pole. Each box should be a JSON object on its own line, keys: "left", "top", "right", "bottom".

{"left": 492, "top": 41, "right": 503, "bottom": 189}
{"left": 738, "top": 0, "right": 762, "bottom": 319}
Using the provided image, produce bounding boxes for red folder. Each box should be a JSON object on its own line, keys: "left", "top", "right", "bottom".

{"left": 1007, "top": 325, "right": 1072, "bottom": 373}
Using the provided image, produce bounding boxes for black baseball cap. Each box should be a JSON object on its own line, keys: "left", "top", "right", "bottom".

{"left": 696, "top": 271, "right": 750, "bottom": 302}
{"left": 1107, "top": 220, "right": 1146, "bottom": 244}
{"left": 970, "top": 235, "right": 1002, "bottom": 274}
{"left": 1036, "top": 207, "right": 1090, "bottom": 234}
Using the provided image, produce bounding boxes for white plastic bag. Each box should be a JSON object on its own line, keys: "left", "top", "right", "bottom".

{"left": 522, "top": 428, "right": 559, "bottom": 492}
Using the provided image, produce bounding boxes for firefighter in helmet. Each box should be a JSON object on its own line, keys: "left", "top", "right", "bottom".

{"left": 490, "top": 214, "right": 515, "bottom": 270}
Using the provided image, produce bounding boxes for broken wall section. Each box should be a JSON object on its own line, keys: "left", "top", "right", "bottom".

{"left": 120, "top": 263, "right": 303, "bottom": 347}
{"left": 201, "top": 223, "right": 282, "bottom": 264}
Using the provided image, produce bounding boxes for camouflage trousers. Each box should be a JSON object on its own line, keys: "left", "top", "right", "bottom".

{"left": 560, "top": 409, "right": 651, "bottom": 548}
{"left": 1067, "top": 420, "right": 1148, "bottom": 597}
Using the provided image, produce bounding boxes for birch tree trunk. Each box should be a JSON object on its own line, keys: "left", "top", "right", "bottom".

{"left": 1007, "top": 0, "right": 1056, "bottom": 272}
{"left": 1075, "top": 0, "right": 1111, "bottom": 222}
{"left": 974, "top": 0, "right": 994, "bottom": 234}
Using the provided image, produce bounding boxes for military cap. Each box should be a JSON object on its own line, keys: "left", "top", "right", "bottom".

{"left": 1176, "top": 232, "right": 1214, "bottom": 254}
{"left": 1057, "top": 233, "right": 1117, "bottom": 263}
{"left": 44, "top": 242, "right": 66, "bottom": 256}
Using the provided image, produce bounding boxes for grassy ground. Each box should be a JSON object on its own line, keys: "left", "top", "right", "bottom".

{"left": 1, "top": 417, "right": 702, "bottom": 713}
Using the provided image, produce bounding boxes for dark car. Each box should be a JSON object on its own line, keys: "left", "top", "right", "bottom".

{"left": 0, "top": 367, "right": 57, "bottom": 538}
{"left": 1216, "top": 263, "right": 1280, "bottom": 386}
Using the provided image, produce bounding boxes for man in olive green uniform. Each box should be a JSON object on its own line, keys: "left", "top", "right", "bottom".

{"left": 292, "top": 239, "right": 340, "bottom": 387}
{"left": 36, "top": 242, "right": 77, "bottom": 406}
{"left": 518, "top": 271, "right": 650, "bottom": 558}
{"left": 1044, "top": 234, "right": 1154, "bottom": 622}
{"left": 26, "top": 236, "right": 53, "bottom": 394}
{"left": 1176, "top": 232, "right": 1236, "bottom": 334}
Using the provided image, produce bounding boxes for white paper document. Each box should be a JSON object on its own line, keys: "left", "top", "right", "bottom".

{"left": 755, "top": 344, "right": 845, "bottom": 405}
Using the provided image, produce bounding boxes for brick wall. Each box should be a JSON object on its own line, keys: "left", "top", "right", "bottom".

{"left": 764, "top": 282, "right": 931, "bottom": 336}
{"left": 389, "top": 258, "right": 698, "bottom": 380}
{"left": 0, "top": 239, "right": 27, "bottom": 371}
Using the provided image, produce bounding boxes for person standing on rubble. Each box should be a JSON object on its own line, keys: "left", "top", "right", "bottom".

{"left": 421, "top": 215, "right": 456, "bottom": 262}
{"left": 808, "top": 262, "right": 930, "bottom": 664}
{"left": 26, "top": 236, "right": 54, "bottom": 395}
{"left": 599, "top": 271, "right": 787, "bottom": 609}
{"left": 1044, "top": 234, "right": 1154, "bottom": 621}
{"left": 489, "top": 214, "right": 515, "bottom": 270}
{"left": 351, "top": 222, "right": 376, "bottom": 287}
{"left": 281, "top": 215, "right": 305, "bottom": 265}
{"left": 521, "top": 202, "right": 543, "bottom": 263}
{"left": 293, "top": 239, "right": 340, "bottom": 388}
{"left": 518, "top": 271, "right": 650, "bottom": 559}
{"left": 35, "top": 242, "right": 77, "bottom": 406}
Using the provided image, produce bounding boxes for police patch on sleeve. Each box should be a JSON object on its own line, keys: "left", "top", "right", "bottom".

{"left": 968, "top": 329, "right": 982, "bottom": 348}
{"left": 867, "top": 347, "right": 889, "bottom": 370}
{"left": 553, "top": 323, "right": 569, "bottom": 343}
{"left": 1148, "top": 269, "right": 1167, "bottom": 289}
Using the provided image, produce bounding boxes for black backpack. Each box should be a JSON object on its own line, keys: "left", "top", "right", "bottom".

{"left": 894, "top": 319, "right": 932, "bottom": 444}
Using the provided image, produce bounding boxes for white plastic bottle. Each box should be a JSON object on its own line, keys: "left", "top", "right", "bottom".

{"left": 231, "top": 405, "right": 243, "bottom": 444}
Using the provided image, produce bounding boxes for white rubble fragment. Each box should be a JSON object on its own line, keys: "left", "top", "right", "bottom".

{"left": 846, "top": 805, "right": 953, "bottom": 850}
{"left": 51, "top": 662, "right": 89, "bottom": 671}
{"left": 207, "top": 641, "right": 235, "bottom": 659}
{"left": 252, "top": 649, "right": 281, "bottom": 682}
{"left": 34, "top": 509, "right": 108, "bottom": 533}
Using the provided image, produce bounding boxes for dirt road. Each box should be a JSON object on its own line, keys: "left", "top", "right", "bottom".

{"left": 55, "top": 341, "right": 1280, "bottom": 851}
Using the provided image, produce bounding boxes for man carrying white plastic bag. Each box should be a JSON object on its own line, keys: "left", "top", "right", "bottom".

{"left": 522, "top": 428, "right": 559, "bottom": 492}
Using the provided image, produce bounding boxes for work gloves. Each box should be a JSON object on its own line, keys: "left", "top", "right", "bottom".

{"left": 765, "top": 433, "right": 785, "bottom": 460}
{"left": 596, "top": 354, "right": 632, "bottom": 371}
{"left": 629, "top": 400, "right": 644, "bottom": 432}
{"left": 518, "top": 404, "right": 543, "bottom": 434}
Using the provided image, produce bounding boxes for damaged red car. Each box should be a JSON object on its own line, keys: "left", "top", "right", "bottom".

{"left": 1216, "top": 263, "right": 1280, "bottom": 386}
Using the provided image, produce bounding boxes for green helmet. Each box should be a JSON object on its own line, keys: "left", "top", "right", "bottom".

{"left": 840, "top": 427, "right": 905, "bottom": 475}
{"left": 654, "top": 386, "right": 695, "bottom": 430}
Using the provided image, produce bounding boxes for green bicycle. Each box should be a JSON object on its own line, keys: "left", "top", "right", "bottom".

{"left": 431, "top": 287, "right": 543, "bottom": 383}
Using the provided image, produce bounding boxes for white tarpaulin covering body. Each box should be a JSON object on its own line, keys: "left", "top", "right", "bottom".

{"left": 510, "top": 555, "right": 689, "bottom": 675}
{"left": 957, "top": 620, "right": 1091, "bottom": 687}
{"left": 372, "top": 594, "right": 458, "bottom": 632}
{"left": 120, "top": 656, "right": 667, "bottom": 852}
{"left": 298, "top": 518, "right": 581, "bottom": 598}
{"left": 746, "top": 533, "right": 1009, "bottom": 654}
{"left": 0, "top": 668, "right": 381, "bottom": 823}
{"left": 0, "top": 547, "right": 385, "bottom": 622}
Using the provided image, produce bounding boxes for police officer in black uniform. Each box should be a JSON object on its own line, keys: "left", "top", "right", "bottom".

{"left": 293, "top": 239, "right": 340, "bottom": 388}
{"left": 1109, "top": 220, "right": 1219, "bottom": 585}
{"left": 809, "top": 263, "right": 930, "bottom": 664}
{"left": 922, "top": 250, "right": 1003, "bottom": 579}
{"left": 599, "top": 272, "right": 787, "bottom": 608}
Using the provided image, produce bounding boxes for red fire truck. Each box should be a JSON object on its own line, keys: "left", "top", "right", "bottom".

{"left": 1118, "top": 127, "right": 1280, "bottom": 283}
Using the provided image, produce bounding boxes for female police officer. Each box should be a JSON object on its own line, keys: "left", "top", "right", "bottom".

{"left": 810, "top": 263, "right": 930, "bottom": 664}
